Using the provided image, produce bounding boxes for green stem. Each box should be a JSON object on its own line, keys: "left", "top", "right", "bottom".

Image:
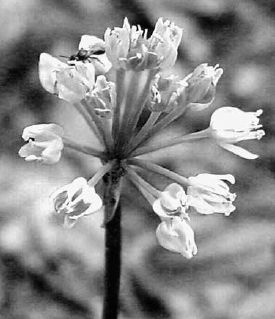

{"left": 127, "top": 158, "right": 190, "bottom": 186}
{"left": 131, "top": 129, "right": 210, "bottom": 157}
{"left": 63, "top": 137, "right": 106, "bottom": 159}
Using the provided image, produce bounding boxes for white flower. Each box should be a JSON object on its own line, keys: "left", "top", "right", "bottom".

{"left": 39, "top": 53, "right": 95, "bottom": 103}
{"left": 149, "top": 18, "right": 182, "bottom": 69}
{"left": 187, "top": 173, "right": 236, "bottom": 216}
{"left": 156, "top": 217, "right": 197, "bottom": 259}
{"left": 104, "top": 18, "right": 131, "bottom": 69}
{"left": 210, "top": 107, "right": 265, "bottom": 159}
{"left": 51, "top": 177, "right": 103, "bottom": 228}
{"left": 104, "top": 17, "right": 182, "bottom": 70}
{"left": 184, "top": 63, "right": 223, "bottom": 110}
{"left": 18, "top": 124, "right": 64, "bottom": 164}
{"left": 69, "top": 35, "right": 112, "bottom": 75}
{"left": 153, "top": 183, "right": 189, "bottom": 219}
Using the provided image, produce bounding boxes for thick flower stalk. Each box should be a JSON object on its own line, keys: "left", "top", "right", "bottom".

{"left": 18, "top": 17, "right": 265, "bottom": 319}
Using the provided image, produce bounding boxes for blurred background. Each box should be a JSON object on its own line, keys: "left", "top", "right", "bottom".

{"left": 0, "top": 0, "right": 275, "bottom": 318}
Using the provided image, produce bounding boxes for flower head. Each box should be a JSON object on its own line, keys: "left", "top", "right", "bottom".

{"left": 153, "top": 183, "right": 189, "bottom": 219}
{"left": 39, "top": 53, "right": 95, "bottom": 103}
{"left": 104, "top": 17, "right": 182, "bottom": 70}
{"left": 210, "top": 107, "right": 265, "bottom": 159}
{"left": 18, "top": 124, "right": 64, "bottom": 164}
{"left": 184, "top": 63, "right": 223, "bottom": 110}
{"left": 51, "top": 177, "right": 103, "bottom": 228}
{"left": 187, "top": 173, "right": 236, "bottom": 216}
{"left": 156, "top": 217, "right": 197, "bottom": 259}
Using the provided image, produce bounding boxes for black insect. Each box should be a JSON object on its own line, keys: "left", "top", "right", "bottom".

{"left": 68, "top": 48, "right": 105, "bottom": 63}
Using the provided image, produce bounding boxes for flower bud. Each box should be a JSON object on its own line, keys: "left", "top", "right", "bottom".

{"left": 187, "top": 173, "right": 236, "bottom": 216}
{"left": 185, "top": 63, "right": 223, "bottom": 110}
{"left": 153, "top": 183, "right": 189, "bottom": 220}
{"left": 156, "top": 217, "right": 197, "bottom": 259}
{"left": 210, "top": 107, "right": 265, "bottom": 159}
{"left": 50, "top": 177, "right": 103, "bottom": 228}
{"left": 18, "top": 124, "right": 64, "bottom": 164}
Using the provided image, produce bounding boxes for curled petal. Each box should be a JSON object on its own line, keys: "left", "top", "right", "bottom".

{"left": 153, "top": 183, "right": 189, "bottom": 219}
{"left": 187, "top": 173, "right": 236, "bottom": 216}
{"left": 210, "top": 106, "right": 264, "bottom": 159}
{"left": 51, "top": 177, "right": 103, "bottom": 227}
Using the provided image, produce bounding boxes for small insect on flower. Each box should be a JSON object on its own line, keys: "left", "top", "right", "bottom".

{"left": 68, "top": 35, "right": 112, "bottom": 75}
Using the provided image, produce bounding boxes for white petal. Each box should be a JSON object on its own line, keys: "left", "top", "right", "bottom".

{"left": 39, "top": 53, "right": 66, "bottom": 94}
{"left": 79, "top": 35, "right": 105, "bottom": 51}
{"left": 220, "top": 143, "right": 259, "bottom": 159}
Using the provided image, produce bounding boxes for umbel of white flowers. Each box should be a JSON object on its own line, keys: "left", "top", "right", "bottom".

{"left": 18, "top": 17, "right": 265, "bottom": 259}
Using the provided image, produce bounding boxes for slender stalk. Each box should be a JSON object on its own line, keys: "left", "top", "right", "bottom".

{"left": 123, "top": 70, "right": 156, "bottom": 144}
{"left": 102, "top": 203, "right": 121, "bottom": 319}
{"left": 125, "top": 166, "right": 161, "bottom": 198}
{"left": 102, "top": 165, "right": 122, "bottom": 319}
{"left": 115, "top": 71, "right": 141, "bottom": 151}
{"left": 125, "top": 173, "right": 156, "bottom": 205}
{"left": 128, "top": 158, "right": 190, "bottom": 186}
{"left": 88, "top": 161, "right": 114, "bottom": 187}
{"left": 63, "top": 137, "right": 106, "bottom": 159}
{"left": 82, "top": 100, "right": 113, "bottom": 152}
{"left": 135, "top": 105, "right": 188, "bottom": 149}
{"left": 112, "top": 69, "right": 126, "bottom": 142}
{"left": 123, "top": 111, "right": 161, "bottom": 156}
{"left": 131, "top": 129, "right": 210, "bottom": 157}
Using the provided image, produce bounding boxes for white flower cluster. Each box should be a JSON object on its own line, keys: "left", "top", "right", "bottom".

{"left": 18, "top": 18, "right": 265, "bottom": 258}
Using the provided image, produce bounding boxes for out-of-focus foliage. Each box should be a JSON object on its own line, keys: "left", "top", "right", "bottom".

{"left": 0, "top": 0, "right": 274, "bottom": 318}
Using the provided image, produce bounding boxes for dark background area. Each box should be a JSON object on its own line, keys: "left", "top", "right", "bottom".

{"left": 0, "top": 0, "right": 275, "bottom": 318}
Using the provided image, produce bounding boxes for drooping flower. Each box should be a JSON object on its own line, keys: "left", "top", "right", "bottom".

{"left": 85, "top": 75, "right": 116, "bottom": 118}
{"left": 210, "top": 107, "right": 265, "bottom": 159}
{"left": 39, "top": 53, "right": 95, "bottom": 103}
{"left": 156, "top": 217, "right": 197, "bottom": 259}
{"left": 69, "top": 35, "right": 112, "bottom": 75}
{"left": 184, "top": 63, "right": 223, "bottom": 110}
{"left": 153, "top": 183, "right": 189, "bottom": 219}
{"left": 187, "top": 173, "right": 236, "bottom": 216}
{"left": 18, "top": 124, "right": 64, "bottom": 164}
{"left": 104, "top": 17, "right": 182, "bottom": 70}
{"left": 51, "top": 177, "right": 103, "bottom": 228}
